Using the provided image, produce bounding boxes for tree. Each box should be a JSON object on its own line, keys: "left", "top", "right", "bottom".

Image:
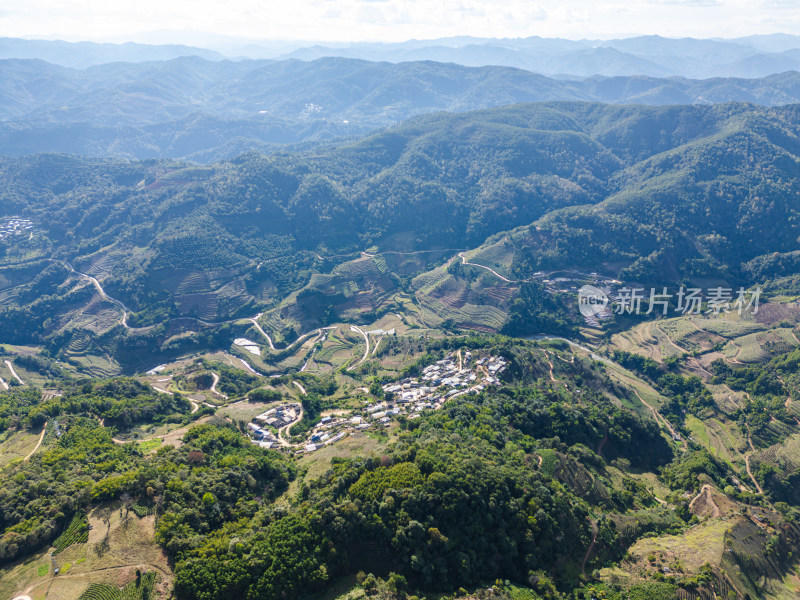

{"left": 121, "top": 492, "right": 133, "bottom": 521}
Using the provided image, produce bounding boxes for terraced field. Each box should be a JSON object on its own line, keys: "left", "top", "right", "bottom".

{"left": 723, "top": 328, "right": 799, "bottom": 363}
{"left": 465, "top": 240, "right": 516, "bottom": 278}
{"left": 53, "top": 513, "right": 90, "bottom": 555}
{"left": 412, "top": 267, "right": 516, "bottom": 332}
{"left": 611, "top": 320, "right": 686, "bottom": 362}
{"left": 611, "top": 308, "right": 800, "bottom": 373}
{"left": 68, "top": 355, "right": 122, "bottom": 378}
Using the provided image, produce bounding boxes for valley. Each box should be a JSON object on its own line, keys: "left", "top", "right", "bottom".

{"left": 1, "top": 95, "right": 800, "bottom": 600}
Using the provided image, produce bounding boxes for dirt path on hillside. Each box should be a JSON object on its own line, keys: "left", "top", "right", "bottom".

{"left": 689, "top": 484, "right": 721, "bottom": 518}
{"left": 209, "top": 372, "right": 228, "bottom": 399}
{"left": 459, "top": 252, "right": 517, "bottom": 283}
{"left": 23, "top": 422, "right": 47, "bottom": 461}
{"left": 581, "top": 518, "right": 598, "bottom": 577}
{"left": 744, "top": 452, "right": 764, "bottom": 495}
{"left": 56, "top": 260, "right": 152, "bottom": 333}
{"left": 632, "top": 388, "right": 685, "bottom": 448}
{"left": 110, "top": 417, "right": 211, "bottom": 446}
{"left": 543, "top": 351, "right": 564, "bottom": 388}
{"left": 347, "top": 325, "right": 369, "bottom": 371}
{"left": 5, "top": 360, "right": 24, "bottom": 385}
{"left": 250, "top": 313, "right": 276, "bottom": 350}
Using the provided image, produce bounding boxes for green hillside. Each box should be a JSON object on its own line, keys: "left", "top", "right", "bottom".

{"left": 2, "top": 102, "right": 800, "bottom": 368}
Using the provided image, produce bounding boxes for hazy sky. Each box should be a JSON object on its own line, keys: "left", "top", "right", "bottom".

{"left": 3, "top": 0, "right": 799, "bottom": 43}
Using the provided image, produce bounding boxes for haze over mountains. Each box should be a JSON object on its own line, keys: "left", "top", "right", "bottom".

{"left": 4, "top": 52, "right": 800, "bottom": 161}
{"left": 275, "top": 34, "right": 800, "bottom": 79}
{"left": 6, "top": 34, "right": 800, "bottom": 77}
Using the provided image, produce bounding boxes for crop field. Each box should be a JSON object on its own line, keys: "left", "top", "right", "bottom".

{"left": 0, "top": 509, "right": 171, "bottom": 600}
{"left": 454, "top": 302, "right": 508, "bottom": 332}
{"left": 723, "top": 328, "right": 800, "bottom": 363}
{"left": 656, "top": 317, "right": 726, "bottom": 353}
{"left": 627, "top": 517, "right": 733, "bottom": 575}
{"left": 597, "top": 359, "right": 669, "bottom": 416}
{"left": 536, "top": 449, "right": 559, "bottom": 478}
{"left": 72, "top": 304, "right": 123, "bottom": 335}
{"left": 112, "top": 415, "right": 211, "bottom": 447}
{"left": 294, "top": 430, "right": 392, "bottom": 488}
{"left": 331, "top": 257, "right": 381, "bottom": 279}
{"left": 77, "top": 571, "right": 156, "bottom": 600}
{"left": 314, "top": 332, "right": 356, "bottom": 368}
{"left": 754, "top": 433, "right": 800, "bottom": 474}
{"left": 467, "top": 241, "right": 515, "bottom": 276}
{"left": 776, "top": 433, "right": 800, "bottom": 467}
{"left": 684, "top": 416, "right": 743, "bottom": 464}
{"left": 53, "top": 513, "right": 90, "bottom": 555}
{"left": 697, "top": 317, "right": 765, "bottom": 338}
{"left": 68, "top": 354, "right": 121, "bottom": 378}
{"left": 659, "top": 317, "right": 698, "bottom": 343}
{"left": 610, "top": 321, "right": 685, "bottom": 362}
{"left": 0, "top": 428, "right": 41, "bottom": 468}
{"left": 174, "top": 292, "right": 219, "bottom": 321}
{"left": 414, "top": 271, "right": 513, "bottom": 332}
{"left": 753, "top": 301, "right": 800, "bottom": 326}
{"left": 137, "top": 439, "right": 163, "bottom": 454}
{"left": 411, "top": 266, "right": 450, "bottom": 294}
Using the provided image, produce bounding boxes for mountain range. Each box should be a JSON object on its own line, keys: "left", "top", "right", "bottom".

{"left": 6, "top": 34, "right": 800, "bottom": 78}
{"left": 4, "top": 56, "right": 800, "bottom": 161}
{"left": 2, "top": 101, "right": 799, "bottom": 365}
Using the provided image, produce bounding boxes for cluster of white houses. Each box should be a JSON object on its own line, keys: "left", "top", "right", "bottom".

{"left": 245, "top": 353, "right": 508, "bottom": 452}
{"left": 246, "top": 403, "right": 302, "bottom": 448}
{"left": 382, "top": 353, "right": 508, "bottom": 412}
{"left": 0, "top": 217, "right": 33, "bottom": 239}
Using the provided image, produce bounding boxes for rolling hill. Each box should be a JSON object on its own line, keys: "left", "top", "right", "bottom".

{"left": 3, "top": 57, "right": 800, "bottom": 161}
{"left": 1, "top": 102, "right": 800, "bottom": 367}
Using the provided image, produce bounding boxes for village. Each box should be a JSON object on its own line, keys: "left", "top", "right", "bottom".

{"left": 243, "top": 352, "right": 509, "bottom": 453}
{"left": 0, "top": 217, "right": 34, "bottom": 240}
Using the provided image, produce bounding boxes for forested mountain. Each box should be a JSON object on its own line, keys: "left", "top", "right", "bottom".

{"left": 4, "top": 36, "right": 800, "bottom": 600}
{"left": 3, "top": 57, "right": 800, "bottom": 161}
{"left": 1, "top": 101, "right": 800, "bottom": 367}
{"left": 7, "top": 33, "right": 800, "bottom": 78}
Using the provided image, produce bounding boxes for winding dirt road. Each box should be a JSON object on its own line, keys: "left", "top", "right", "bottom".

{"left": 347, "top": 325, "right": 369, "bottom": 371}
{"left": 459, "top": 253, "right": 517, "bottom": 283}
{"left": 209, "top": 372, "right": 228, "bottom": 399}
{"left": 56, "top": 260, "right": 149, "bottom": 332}
{"left": 632, "top": 388, "right": 685, "bottom": 448}
{"left": 23, "top": 422, "right": 47, "bottom": 461}
{"left": 250, "top": 313, "right": 276, "bottom": 350}
{"left": 689, "top": 484, "right": 721, "bottom": 518}
{"left": 543, "top": 351, "right": 563, "bottom": 388}
{"left": 5, "top": 360, "right": 24, "bottom": 385}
